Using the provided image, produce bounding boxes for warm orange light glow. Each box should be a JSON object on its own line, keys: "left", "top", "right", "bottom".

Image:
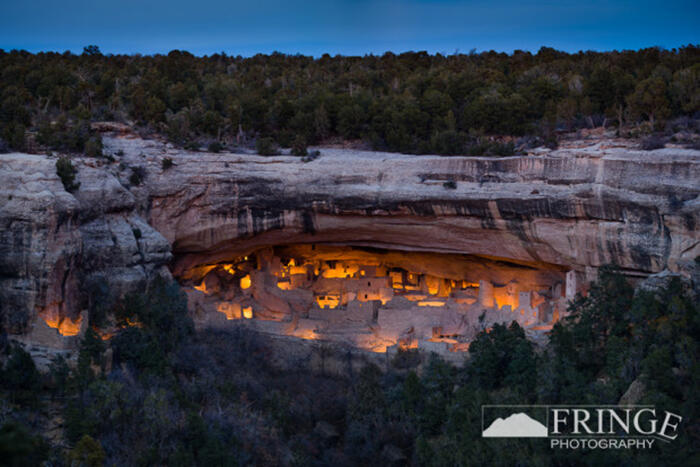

{"left": 493, "top": 288, "right": 518, "bottom": 310}
{"left": 194, "top": 281, "right": 208, "bottom": 294}
{"left": 404, "top": 294, "right": 428, "bottom": 301}
{"left": 316, "top": 295, "right": 340, "bottom": 309}
{"left": 398, "top": 339, "right": 418, "bottom": 350}
{"left": 429, "top": 337, "right": 458, "bottom": 344}
{"left": 180, "top": 247, "right": 561, "bottom": 357}
{"left": 44, "top": 313, "right": 82, "bottom": 336}
{"left": 370, "top": 344, "right": 389, "bottom": 353}
{"left": 418, "top": 301, "right": 446, "bottom": 307}
{"left": 358, "top": 339, "right": 391, "bottom": 353}
{"left": 94, "top": 328, "right": 114, "bottom": 341}
{"left": 217, "top": 302, "right": 241, "bottom": 320}
{"left": 59, "top": 318, "right": 81, "bottom": 336}
{"left": 450, "top": 342, "right": 471, "bottom": 352}
{"left": 183, "top": 264, "right": 217, "bottom": 282}
{"left": 290, "top": 329, "right": 317, "bottom": 340}
{"left": 43, "top": 314, "right": 60, "bottom": 329}
{"left": 426, "top": 276, "right": 440, "bottom": 295}
{"left": 389, "top": 271, "right": 403, "bottom": 289}
{"left": 125, "top": 317, "right": 143, "bottom": 328}
{"left": 289, "top": 265, "right": 307, "bottom": 275}
{"left": 322, "top": 263, "right": 359, "bottom": 278}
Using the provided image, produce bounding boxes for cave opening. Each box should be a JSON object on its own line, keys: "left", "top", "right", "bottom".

{"left": 177, "top": 244, "right": 575, "bottom": 354}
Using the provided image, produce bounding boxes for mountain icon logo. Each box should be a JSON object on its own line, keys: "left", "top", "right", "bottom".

{"left": 482, "top": 412, "right": 548, "bottom": 438}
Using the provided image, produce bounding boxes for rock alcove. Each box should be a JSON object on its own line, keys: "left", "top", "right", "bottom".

{"left": 178, "top": 243, "right": 576, "bottom": 355}
{"left": 2, "top": 134, "right": 697, "bottom": 364}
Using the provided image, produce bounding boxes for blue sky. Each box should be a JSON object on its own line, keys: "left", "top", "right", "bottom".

{"left": 1, "top": 0, "right": 698, "bottom": 56}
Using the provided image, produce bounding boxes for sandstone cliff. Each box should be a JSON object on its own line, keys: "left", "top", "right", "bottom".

{"left": 106, "top": 135, "right": 698, "bottom": 280}
{"left": 1, "top": 132, "right": 698, "bottom": 351}
{"left": 0, "top": 153, "right": 171, "bottom": 348}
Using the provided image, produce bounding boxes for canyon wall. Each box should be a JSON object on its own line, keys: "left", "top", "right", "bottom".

{"left": 1, "top": 132, "right": 698, "bottom": 352}
{"left": 0, "top": 153, "right": 171, "bottom": 352}
{"left": 118, "top": 136, "right": 698, "bottom": 280}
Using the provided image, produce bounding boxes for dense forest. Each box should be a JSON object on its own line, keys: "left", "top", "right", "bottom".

{"left": 0, "top": 267, "right": 697, "bottom": 465}
{"left": 1, "top": 45, "right": 699, "bottom": 156}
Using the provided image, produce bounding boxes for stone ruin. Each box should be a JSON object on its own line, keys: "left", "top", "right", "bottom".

{"left": 182, "top": 244, "right": 579, "bottom": 359}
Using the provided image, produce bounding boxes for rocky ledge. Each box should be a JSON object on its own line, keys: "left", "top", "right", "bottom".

{"left": 1, "top": 131, "right": 698, "bottom": 355}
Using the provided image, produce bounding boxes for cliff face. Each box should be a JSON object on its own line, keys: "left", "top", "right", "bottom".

{"left": 0, "top": 153, "right": 171, "bottom": 344}
{"left": 1, "top": 133, "right": 698, "bottom": 349}
{"left": 119, "top": 137, "right": 697, "bottom": 280}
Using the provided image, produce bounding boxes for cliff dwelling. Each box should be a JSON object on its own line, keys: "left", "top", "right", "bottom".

{"left": 5, "top": 132, "right": 696, "bottom": 365}
{"left": 180, "top": 244, "right": 576, "bottom": 355}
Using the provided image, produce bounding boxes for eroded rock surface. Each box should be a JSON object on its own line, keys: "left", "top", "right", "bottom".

{"left": 1, "top": 132, "right": 698, "bottom": 355}
{"left": 94, "top": 134, "right": 699, "bottom": 280}
{"left": 0, "top": 153, "right": 171, "bottom": 351}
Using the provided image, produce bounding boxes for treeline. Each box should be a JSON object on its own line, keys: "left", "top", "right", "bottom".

{"left": 0, "top": 267, "right": 697, "bottom": 465}
{"left": 0, "top": 45, "right": 698, "bottom": 156}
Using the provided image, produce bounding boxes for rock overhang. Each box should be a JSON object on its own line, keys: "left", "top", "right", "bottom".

{"left": 1, "top": 134, "right": 698, "bottom": 354}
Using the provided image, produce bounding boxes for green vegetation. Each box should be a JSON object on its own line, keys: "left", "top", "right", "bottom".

{"left": 256, "top": 136, "right": 279, "bottom": 155}
{"left": 83, "top": 136, "right": 103, "bottom": 157}
{"left": 291, "top": 135, "right": 308, "bottom": 156}
{"left": 0, "top": 268, "right": 697, "bottom": 465}
{"left": 36, "top": 116, "right": 97, "bottom": 155}
{"left": 1, "top": 47, "right": 698, "bottom": 156}
{"left": 161, "top": 157, "right": 174, "bottom": 170}
{"left": 0, "top": 421, "right": 49, "bottom": 466}
{"left": 301, "top": 149, "right": 321, "bottom": 162}
{"left": 128, "top": 165, "right": 146, "bottom": 186}
{"left": 55, "top": 157, "right": 80, "bottom": 192}
{"left": 67, "top": 435, "right": 106, "bottom": 467}
{"left": 207, "top": 141, "right": 223, "bottom": 153}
